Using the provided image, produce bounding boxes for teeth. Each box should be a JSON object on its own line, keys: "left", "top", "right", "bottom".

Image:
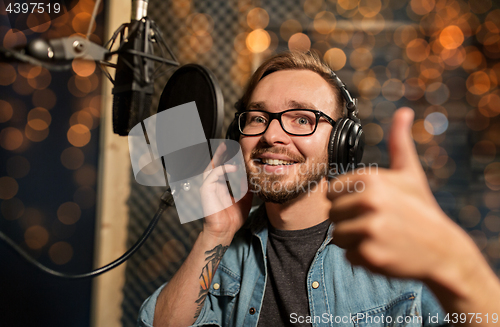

{"left": 261, "top": 158, "right": 295, "bottom": 166}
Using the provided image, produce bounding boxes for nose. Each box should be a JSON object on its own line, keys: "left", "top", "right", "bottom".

{"left": 260, "top": 118, "right": 290, "bottom": 145}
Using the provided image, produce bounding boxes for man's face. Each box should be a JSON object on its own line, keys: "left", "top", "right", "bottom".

{"left": 240, "top": 69, "right": 339, "bottom": 204}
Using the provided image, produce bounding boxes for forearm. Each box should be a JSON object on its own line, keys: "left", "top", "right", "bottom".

{"left": 425, "top": 235, "right": 500, "bottom": 327}
{"left": 153, "top": 231, "right": 232, "bottom": 327}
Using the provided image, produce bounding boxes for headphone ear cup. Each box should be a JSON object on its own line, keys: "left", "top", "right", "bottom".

{"left": 329, "top": 118, "right": 365, "bottom": 174}
{"left": 350, "top": 123, "right": 365, "bottom": 166}
{"left": 225, "top": 118, "right": 240, "bottom": 141}
{"left": 329, "top": 118, "right": 348, "bottom": 174}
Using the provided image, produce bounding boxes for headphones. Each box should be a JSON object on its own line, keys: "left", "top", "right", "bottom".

{"left": 226, "top": 70, "right": 365, "bottom": 175}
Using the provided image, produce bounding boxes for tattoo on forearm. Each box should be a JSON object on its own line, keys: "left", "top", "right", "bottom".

{"left": 194, "top": 244, "right": 229, "bottom": 319}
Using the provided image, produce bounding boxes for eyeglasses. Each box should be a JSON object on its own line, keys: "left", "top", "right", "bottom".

{"left": 236, "top": 109, "right": 336, "bottom": 136}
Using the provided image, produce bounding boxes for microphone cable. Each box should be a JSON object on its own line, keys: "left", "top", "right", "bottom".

{"left": 0, "top": 188, "right": 175, "bottom": 279}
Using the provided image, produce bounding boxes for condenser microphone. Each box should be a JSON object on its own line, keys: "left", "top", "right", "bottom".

{"left": 111, "top": 0, "right": 154, "bottom": 136}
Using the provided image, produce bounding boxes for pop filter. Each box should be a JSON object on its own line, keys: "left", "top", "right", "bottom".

{"left": 156, "top": 64, "right": 224, "bottom": 183}
{"left": 158, "top": 64, "right": 224, "bottom": 140}
{"left": 128, "top": 64, "right": 247, "bottom": 224}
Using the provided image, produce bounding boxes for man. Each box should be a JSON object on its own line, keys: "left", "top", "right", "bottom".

{"left": 138, "top": 52, "right": 500, "bottom": 327}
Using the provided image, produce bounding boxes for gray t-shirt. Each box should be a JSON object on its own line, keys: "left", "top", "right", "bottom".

{"left": 257, "top": 219, "right": 331, "bottom": 326}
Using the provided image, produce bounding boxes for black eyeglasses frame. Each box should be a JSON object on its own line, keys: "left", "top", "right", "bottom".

{"left": 236, "top": 109, "right": 336, "bottom": 137}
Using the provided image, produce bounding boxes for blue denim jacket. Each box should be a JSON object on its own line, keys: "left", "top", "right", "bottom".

{"left": 138, "top": 206, "right": 447, "bottom": 327}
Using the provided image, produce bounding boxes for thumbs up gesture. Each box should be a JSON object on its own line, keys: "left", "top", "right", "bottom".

{"left": 328, "top": 107, "right": 500, "bottom": 322}
{"left": 328, "top": 108, "right": 482, "bottom": 281}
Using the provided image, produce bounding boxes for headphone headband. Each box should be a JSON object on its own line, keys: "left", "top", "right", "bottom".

{"left": 329, "top": 71, "right": 360, "bottom": 124}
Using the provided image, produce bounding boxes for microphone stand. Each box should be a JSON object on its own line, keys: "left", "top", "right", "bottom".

{"left": 0, "top": 0, "right": 181, "bottom": 279}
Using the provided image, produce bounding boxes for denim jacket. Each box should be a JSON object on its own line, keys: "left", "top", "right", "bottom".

{"left": 138, "top": 205, "right": 447, "bottom": 327}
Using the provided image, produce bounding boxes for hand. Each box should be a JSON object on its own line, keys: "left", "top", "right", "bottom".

{"left": 327, "top": 108, "right": 480, "bottom": 283}
{"left": 200, "top": 142, "right": 253, "bottom": 241}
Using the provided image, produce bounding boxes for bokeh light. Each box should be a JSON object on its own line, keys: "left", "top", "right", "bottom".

{"left": 49, "top": 242, "right": 73, "bottom": 265}
{"left": 24, "top": 225, "right": 49, "bottom": 250}
{"left": 324, "top": 48, "right": 347, "bottom": 71}
{"left": 57, "top": 202, "right": 81, "bottom": 225}
{"left": 0, "top": 127, "right": 24, "bottom": 151}
{"left": 288, "top": 33, "right": 311, "bottom": 52}
{"left": 1, "top": 197, "right": 25, "bottom": 221}
{"left": 67, "top": 124, "right": 91, "bottom": 147}
{"left": 247, "top": 8, "right": 269, "bottom": 30}
{"left": 246, "top": 29, "right": 270, "bottom": 53}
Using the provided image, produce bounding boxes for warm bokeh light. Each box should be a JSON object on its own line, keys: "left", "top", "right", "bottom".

{"left": 2, "top": 29, "right": 27, "bottom": 48}
{"left": 27, "top": 107, "right": 51, "bottom": 131}
{"left": 246, "top": 29, "right": 271, "bottom": 53}
{"left": 189, "top": 13, "right": 214, "bottom": 35}
{"left": 439, "top": 25, "right": 464, "bottom": 49}
{"left": 26, "top": 13, "right": 51, "bottom": 33}
{"left": 459, "top": 205, "right": 481, "bottom": 228}
{"left": 425, "top": 82, "right": 450, "bottom": 105}
{"left": 25, "top": 124, "right": 49, "bottom": 142}
{"left": 313, "top": 11, "right": 336, "bottom": 34}
{"left": 406, "top": 38, "right": 431, "bottom": 62}
{"left": 0, "top": 176, "right": 19, "bottom": 200}
{"left": 484, "top": 213, "right": 500, "bottom": 232}
{"left": 280, "top": 19, "right": 302, "bottom": 42}
{"left": 0, "top": 63, "right": 17, "bottom": 86}
{"left": 0, "top": 127, "right": 24, "bottom": 151}
{"left": 57, "top": 202, "right": 81, "bottom": 225}
{"left": 32, "top": 89, "right": 57, "bottom": 110}
{"left": 288, "top": 33, "right": 311, "bottom": 52}
{"left": 337, "top": 0, "right": 358, "bottom": 11}
{"left": 363, "top": 123, "right": 384, "bottom": 146}
{"left": 49, "top": 242, "right": 74, "bottom": 265}
{"left": 67, "top": 124, "right": 91, "bottom": 147}
{"left": 485, "top": 162, "right": 500, "bottom": 191}
{"left": 466, "top": 71, "right": 491, "bottom": 95}
{"left": 358, "top": 0, "right": 382, "bottom": 17}
{"left": 24, "top": 225, "right": 49, "bottom": 250}
{"left": 323, "top": 48, "right": 347, "bottom": 71}
{"left": 72, "top": 12, "right": 92, "bottom": 34}
{"left": 72, "top": 59, "right": 96, "bottom": 77}
{"left": 357, "top": 77, "right": 381, "bottom": 99}
{"left": 247, "top": 8, "right": 269, "bottom": 30}
{"left": 27, "top": 68, "right": 51, "bottom": 90}
{"left": 74, "top": 165, "right": 96, "bottom": 187}
{"left": 349, "top": 47, "right": 373, "bottom": 71}
{"left": 410, "top": 0, "right": 435, "bottom": 15}
{"left": 60, "top": 147, "right": 85, "bottom": 170}
{"left": 382, "top": 79, "right": 405, "bottom": 101}
{"left": 1, "top": 197, "right": 25, "bottom": 221}
{"left": 303, "top": 0, "right": 324, "bottom": 17}
{"left": 412, "top": 120, "right": 434, "bottom": 144}
{"left": 0, "top": 99, "right": 13, "bottom": 123}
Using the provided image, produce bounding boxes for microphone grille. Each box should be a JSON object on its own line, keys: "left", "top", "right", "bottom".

{"left": 112, "top": 91, "right": 152, "bottom": 136}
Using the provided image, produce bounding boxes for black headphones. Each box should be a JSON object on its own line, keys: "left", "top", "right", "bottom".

{"left": 226, "top": 70, "right": 365, "bottom": 175}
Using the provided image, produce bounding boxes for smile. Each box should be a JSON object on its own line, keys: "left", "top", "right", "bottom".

{"left": 257, "top": 158, "right": 296, "bottom": 166}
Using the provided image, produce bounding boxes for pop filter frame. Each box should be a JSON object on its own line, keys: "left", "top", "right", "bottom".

{"left": 157, "top": 64, "right": 224, "bottom": 140}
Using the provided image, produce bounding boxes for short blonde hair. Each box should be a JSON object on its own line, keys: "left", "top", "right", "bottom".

{"left": 237, "top": 51, "right": 344, "bottom": 118}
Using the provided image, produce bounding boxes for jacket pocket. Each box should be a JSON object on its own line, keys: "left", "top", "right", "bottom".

{"left": 208, "top": 264, "right": 241, "bottom": 296}
{"left": 354, "top": 293, "right": 420, "bottom": 327}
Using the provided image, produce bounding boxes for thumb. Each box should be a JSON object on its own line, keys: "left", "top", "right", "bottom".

{"left": 389, "top": 107, "right": 420, "bottom": 171}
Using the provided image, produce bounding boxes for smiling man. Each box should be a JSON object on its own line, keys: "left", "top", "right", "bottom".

{"left": 138, "top": 51, "right": 500, "bottom": 327}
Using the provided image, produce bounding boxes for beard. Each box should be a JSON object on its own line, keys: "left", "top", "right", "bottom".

{"left": 245, "top": 147, "right": 329, "bottom": 204}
